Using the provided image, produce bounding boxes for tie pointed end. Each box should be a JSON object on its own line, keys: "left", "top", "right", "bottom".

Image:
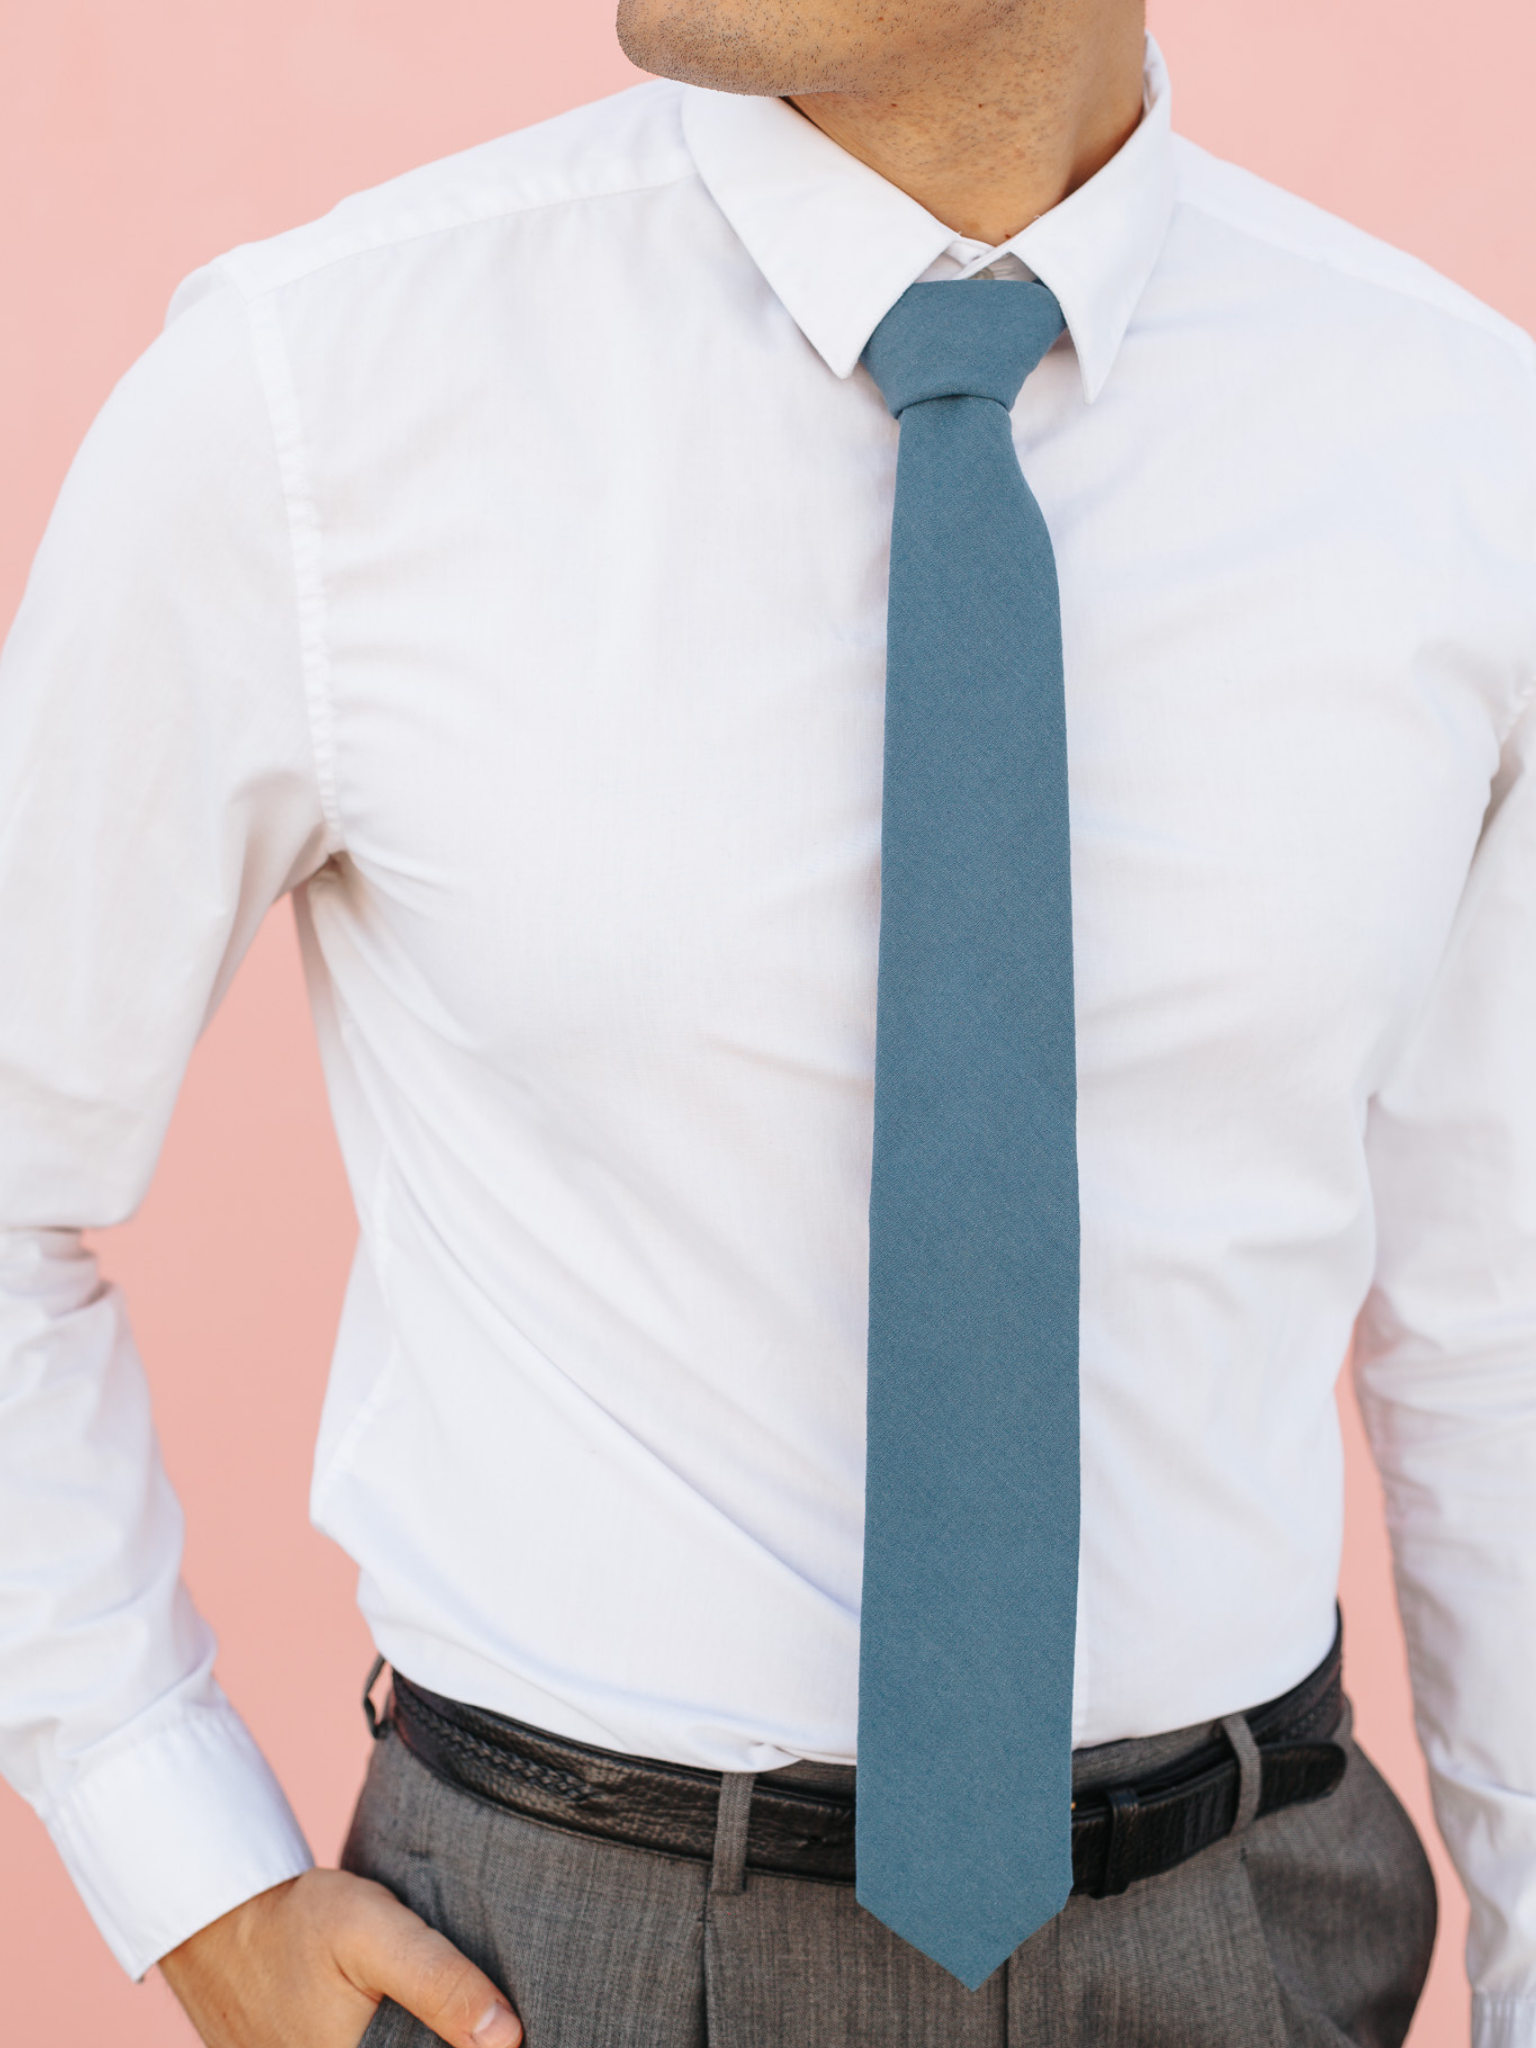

{"left": 855, "top": 1872, "right": 1070, "bottom": 1993}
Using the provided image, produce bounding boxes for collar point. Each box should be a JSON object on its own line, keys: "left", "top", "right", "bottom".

{"left": 1076, "top": 356, "right": 1113, "bottom": 406}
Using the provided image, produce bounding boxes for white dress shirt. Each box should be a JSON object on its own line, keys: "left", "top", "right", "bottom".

{"left": 2, "top": 38, "right": 1534, "bottom": 2040}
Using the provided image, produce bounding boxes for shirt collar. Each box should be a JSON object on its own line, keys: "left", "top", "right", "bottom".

{"left": 681, "top": 34, "right": 1176, "bottom": 403}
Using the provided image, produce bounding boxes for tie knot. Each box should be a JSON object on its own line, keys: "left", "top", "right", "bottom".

{"left": 862, "top": 279, "right": 1065, "bottom": 419}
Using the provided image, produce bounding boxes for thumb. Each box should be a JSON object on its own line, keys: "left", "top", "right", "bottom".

{"left": 336, "top": 1880, "right": 522, "bottom": 2048}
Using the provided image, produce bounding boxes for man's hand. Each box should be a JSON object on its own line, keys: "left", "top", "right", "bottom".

{"left": 160, "top": 1869, "right": 523, "bottom": 2048}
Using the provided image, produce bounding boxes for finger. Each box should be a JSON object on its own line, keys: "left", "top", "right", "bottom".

{"left": 336, "top": 1884, "right": 522, "bottom": 2048}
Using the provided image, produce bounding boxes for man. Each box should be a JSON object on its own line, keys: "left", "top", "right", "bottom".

{"left": 1, "top": 0, "right": 1533, "bottom": 2040}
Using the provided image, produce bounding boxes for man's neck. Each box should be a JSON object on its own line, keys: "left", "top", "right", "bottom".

{"left": 787, "top": 2, "right": 1146, "bottom": 246}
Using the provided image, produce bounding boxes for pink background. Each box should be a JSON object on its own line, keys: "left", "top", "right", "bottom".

{"left": 1, "top": 3, "right": 1532, "bottom": 2041}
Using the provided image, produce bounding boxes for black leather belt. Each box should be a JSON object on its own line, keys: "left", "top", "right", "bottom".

{"left": 1069, "top": 1627, "right": 1345, "bottom": 1897}
{"left": 382, "top": 1625, "right": 1345, "bottom": 1903}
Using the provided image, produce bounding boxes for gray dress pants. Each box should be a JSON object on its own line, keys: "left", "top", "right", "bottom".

{"left": 343, "top": 1702, "right": 1435, "bottom": 2048}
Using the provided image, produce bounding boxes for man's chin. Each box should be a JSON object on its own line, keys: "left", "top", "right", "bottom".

{"left": 615, "top": 0, "right": 820, "bottom": 98}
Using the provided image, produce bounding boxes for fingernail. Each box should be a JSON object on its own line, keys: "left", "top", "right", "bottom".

{"left": 472, "top": 2001, "right": 521, "bottom": 2048}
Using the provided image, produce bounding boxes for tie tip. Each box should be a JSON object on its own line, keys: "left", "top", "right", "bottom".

{"left": 854, "top": 1877, "right": 1070, "bottom": 1991}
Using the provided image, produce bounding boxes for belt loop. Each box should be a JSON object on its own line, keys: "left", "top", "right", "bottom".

{"left": 363, "top": 1655, "right": 391, "bottom": 1740}
{"left": 1221, "top": 1712, "right": 1263, "bottom": 1836}
{"left": 710, "top": 1773, "right": 755, "bottom": 1895}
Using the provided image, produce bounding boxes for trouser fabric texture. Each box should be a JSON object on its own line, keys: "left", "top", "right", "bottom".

{"left": 342, "top": 1695, "right": 1435, "bottom": 2048}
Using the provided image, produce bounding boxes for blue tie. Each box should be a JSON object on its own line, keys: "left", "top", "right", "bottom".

{"left": 856, "top": 280, "right": 1080, "bottom": 1990}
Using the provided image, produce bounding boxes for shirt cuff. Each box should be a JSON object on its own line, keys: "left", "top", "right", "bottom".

{"left": 1475, "top": 1996, "right": 1536, "bottom": 2048}
{"left": 39, "top": 1695, "right": 314, "bottom": 1978}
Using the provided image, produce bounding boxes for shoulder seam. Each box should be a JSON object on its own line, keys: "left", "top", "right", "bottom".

{"left": 240, "top": 292, "right": 345, "bottom": 854}
{"left": 214, "top": 154, "right": 699, "bottom": 305}
{"left": 1171, "top": 159, "right": 1536, "bottom": 367}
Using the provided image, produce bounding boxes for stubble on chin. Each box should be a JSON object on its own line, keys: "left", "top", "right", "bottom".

{"left": 615, "top": 0, "right": 852, "bottom": 98}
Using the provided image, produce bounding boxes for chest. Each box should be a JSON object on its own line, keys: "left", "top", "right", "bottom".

{"left": 308, "top": 310, "right": 1521, "bottom": 1095}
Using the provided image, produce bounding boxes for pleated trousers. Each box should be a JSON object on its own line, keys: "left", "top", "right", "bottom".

{"left": 344, "top": 1697, "right": 1435, "bottom": 2048}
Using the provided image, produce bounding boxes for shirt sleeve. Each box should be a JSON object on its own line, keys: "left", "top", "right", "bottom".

{"left": 0, "top": 273, "right": 332, "bottom": 1976}
{"left": 1355, "top": 684, "right": 1536, "bottom": 2048}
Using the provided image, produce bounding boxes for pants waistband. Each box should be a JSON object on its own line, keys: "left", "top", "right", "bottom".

{"left": 376, "top": 1619, "right": 1346, "bottom": 1902}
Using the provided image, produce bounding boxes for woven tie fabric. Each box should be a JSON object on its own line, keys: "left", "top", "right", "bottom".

{"left": 856, "top": 280, "right": 1080, "bottom": 1991}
